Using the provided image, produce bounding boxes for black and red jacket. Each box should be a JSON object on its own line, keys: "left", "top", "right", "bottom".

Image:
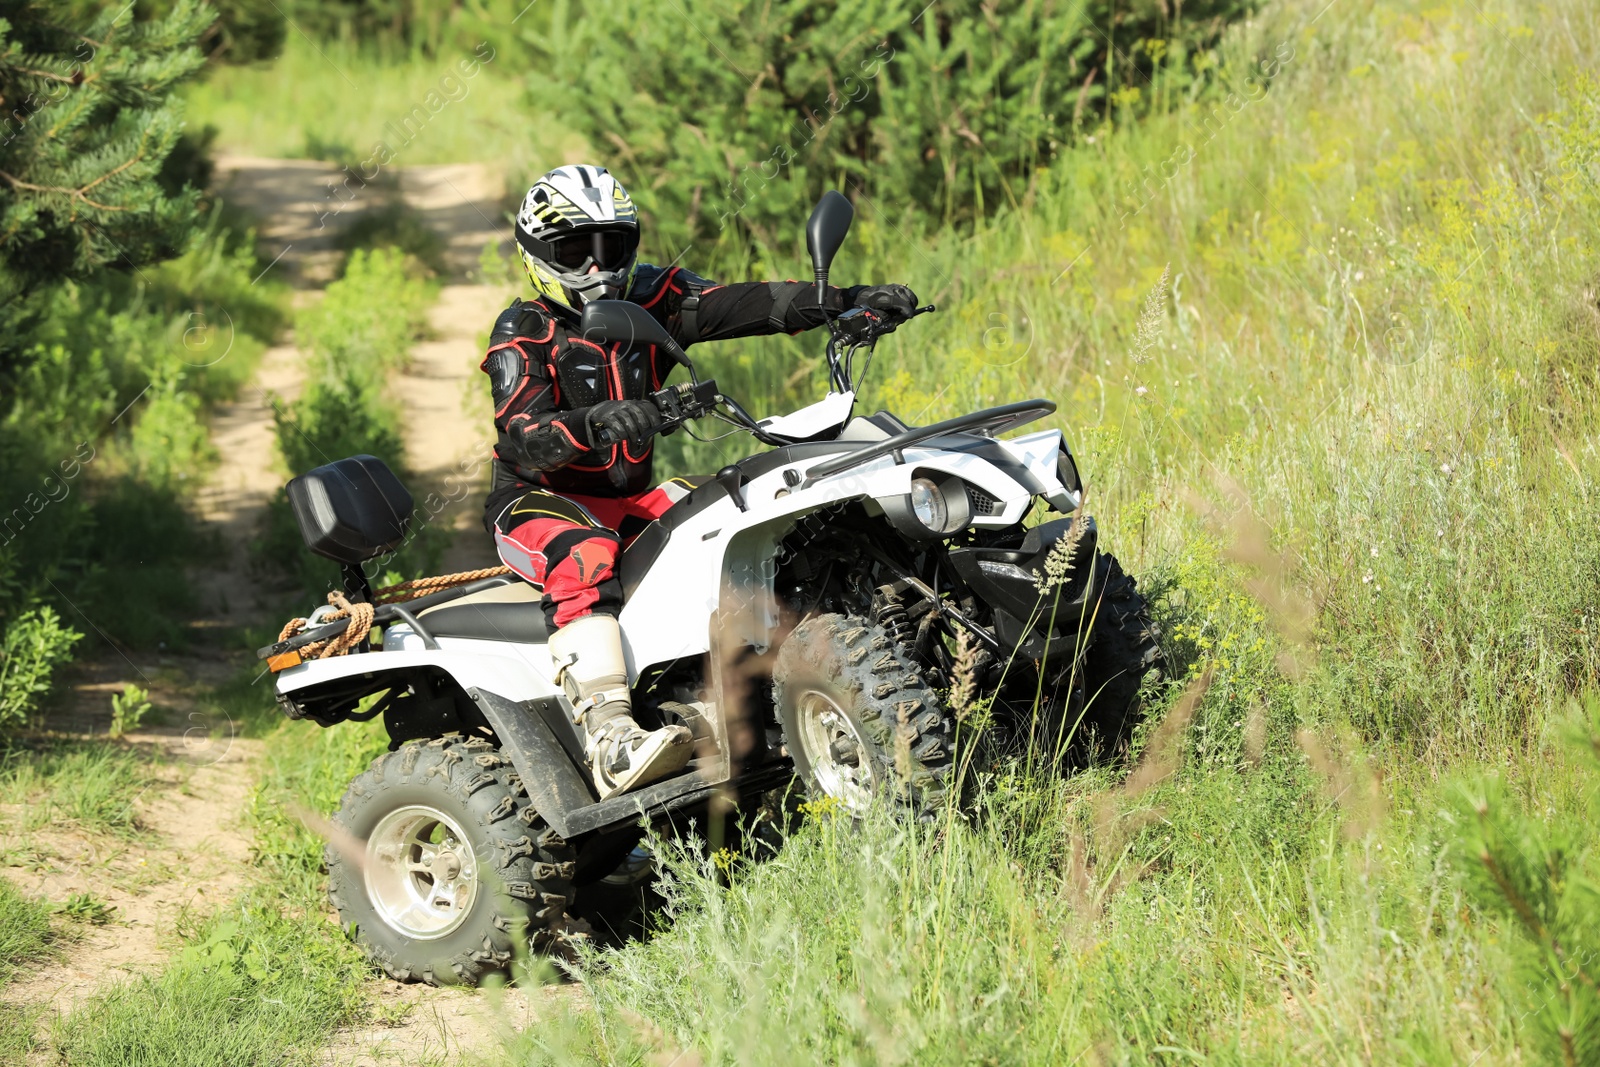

{"left": 481, "top": 264, "right": 854, "bottom": 499}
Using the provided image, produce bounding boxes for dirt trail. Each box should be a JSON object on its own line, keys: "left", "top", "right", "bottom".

{"left": 319, "top": 981, "right": 585, "bottom": 1066}
{"left": 9, "top": 155, "right": 541, "bottom": 1059}
{"left": 7, "top": 731, "right": 263, "bottom": 1017}
{"left": 208, "top": 154, "right": 512, "bottom": 576}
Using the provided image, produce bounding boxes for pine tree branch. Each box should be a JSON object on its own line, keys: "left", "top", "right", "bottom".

{"left": 1478, "top": 847, "right": 1600, "bottom": 993}
{"left": 4, "top": 66, "right": 80, "bottom": 84}
{"left": 0, "top": 169, "right": 131, "bottom": 212}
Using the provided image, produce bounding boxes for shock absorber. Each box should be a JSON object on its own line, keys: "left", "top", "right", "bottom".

{"left": 872, "top": 582, "right": 914, "bottom": 650}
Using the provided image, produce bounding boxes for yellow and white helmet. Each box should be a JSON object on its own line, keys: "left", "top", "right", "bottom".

{"left": 514, "top": 164, "right": 639, "bottom": 313}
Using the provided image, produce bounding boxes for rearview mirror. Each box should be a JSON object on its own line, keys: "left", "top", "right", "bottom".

{"left": 806, "top": 191, "right": 854, "bottom": 283}
{"left": 581, "top": 299, "right": 673, "bottom": 349}
{"left": 580, "top": 299, "right": 695, "bottom": 373}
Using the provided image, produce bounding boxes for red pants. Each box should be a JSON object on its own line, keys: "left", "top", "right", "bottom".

{"left": 491, "top": 479, "right": 698, "bottom": 628}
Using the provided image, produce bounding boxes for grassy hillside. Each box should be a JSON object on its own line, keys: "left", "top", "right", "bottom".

{"left": 499, "top": 0, "right": 1600, "bottom": 1062}
{"left": 142, "top": 0, "right": 1600, "bottom": 1062}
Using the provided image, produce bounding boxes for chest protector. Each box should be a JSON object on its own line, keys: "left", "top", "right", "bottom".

{"left": 485, "top": 300, "right": 668, "bottom": 496}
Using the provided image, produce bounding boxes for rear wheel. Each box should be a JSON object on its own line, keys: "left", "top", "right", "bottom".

{"left": 772, "top": 613, "right": 954, "bottom": 818}
{"left": 327, "top": 733, "right": 578, "bottom": 986}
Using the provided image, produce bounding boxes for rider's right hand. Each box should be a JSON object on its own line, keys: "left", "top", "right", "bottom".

{"left": 586, "top": 399, "right": 658, "bottom": 445}
{"left": 846, "top": 283, "right": 920, "bottom": 322}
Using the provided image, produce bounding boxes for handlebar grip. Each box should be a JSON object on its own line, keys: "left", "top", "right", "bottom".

{"left": 592, "top": 421, "right": 668, "bottom": 446}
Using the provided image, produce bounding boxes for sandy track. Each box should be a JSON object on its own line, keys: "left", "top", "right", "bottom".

{"left": 7, "top": 731, "right": 263, "bottom": 1017}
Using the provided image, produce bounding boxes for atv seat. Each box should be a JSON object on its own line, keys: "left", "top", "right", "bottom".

{"left": 416, "top": 579, "right": 550, "bottom": 644}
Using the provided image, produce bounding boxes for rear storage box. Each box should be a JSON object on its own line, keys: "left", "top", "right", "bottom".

{"left": 286, "top": 455, "right": 413, "bottom": 565}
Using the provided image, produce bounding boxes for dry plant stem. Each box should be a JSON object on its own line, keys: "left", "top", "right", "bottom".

{"left": 1130, "top": 263, "right": 1172, "bottom": 364}
{"left": 949, "top": 628, "right": 982, "bottom": 716}
{"left": 1297, "top": 728, "right": 1384, "bottom": 839}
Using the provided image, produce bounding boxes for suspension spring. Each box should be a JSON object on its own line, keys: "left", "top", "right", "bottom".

{"left": 873, "top": 583, "right": 915, "bottom": 650}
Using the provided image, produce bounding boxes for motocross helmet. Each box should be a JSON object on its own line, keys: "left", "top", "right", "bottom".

{"left": 514, "top": 164, "right": 640, "bottom": 313}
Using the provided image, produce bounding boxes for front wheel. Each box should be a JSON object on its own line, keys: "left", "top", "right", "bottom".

{"left": 772, "top": 613, "right": 954, "bottom": 818}
{"left": 1075, "top": 553, "right": 1164, "bottom": 751}
{"left": 327, "top": 733, "right": 578, "bottom": 986}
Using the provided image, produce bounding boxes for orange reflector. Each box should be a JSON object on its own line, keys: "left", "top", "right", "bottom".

{"left": 268, "top": 651, "right": 303, "bottom": 673}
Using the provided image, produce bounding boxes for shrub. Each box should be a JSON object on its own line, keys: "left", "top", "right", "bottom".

{"left": 273, "top": 247, "right": 430, "bottom": 478}
{"left": 0, "top": 608, "right": 81, "bottom": 728}
{"left": 295, "top": 247, "right": 432, "bottom": 385}
{"left": 1451, "top": 701, "right": 1600, "bottom": 1064}
{"left": 262, "top": 246, "right": 444, "bottom": 596}
{"left": 108, "top": 684, "right": 152, "bottom": 739}
{"left": 527, "top": 0, "right": 1258, "bottom": 254}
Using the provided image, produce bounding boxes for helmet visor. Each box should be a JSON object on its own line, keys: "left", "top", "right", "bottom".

{"left": 531, "top": 228, "right": 638, "bottom": 272}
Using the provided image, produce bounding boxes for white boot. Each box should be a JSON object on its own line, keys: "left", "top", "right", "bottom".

{"left": 548, "top": 614, "right": 693, "bottom": 800}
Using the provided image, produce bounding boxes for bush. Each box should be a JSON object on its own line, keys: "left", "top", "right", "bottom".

{"left": 262, "top": 247, "right": 444, "bottom": 596}
{"left": 0, "top": 608, "right": 81, "bottom": 728}
{"left": 274, "top": 246, "right": 430, "bottom": 478}
{"left": 1451, "top": 701, "right": 1600, "bottom": 1064}
{"left": 295, "top": 247, "right": 432, "bottom": 385}
{"left": 528, "top": 0, "right": 1258, "bottom": 254}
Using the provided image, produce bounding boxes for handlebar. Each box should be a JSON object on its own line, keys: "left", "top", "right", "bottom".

{"left": 590, "top": 378, "right": 722, "bottom": 446}
{"left": 592, "top": 302, "right": 937, "bottom": 446}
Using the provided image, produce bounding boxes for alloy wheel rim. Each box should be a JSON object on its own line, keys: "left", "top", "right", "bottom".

{"left": 364, "top": 804, "right": 479, "bottom": 940}
{"left": 795, "top": 690, "right": 875, "bottom": 812}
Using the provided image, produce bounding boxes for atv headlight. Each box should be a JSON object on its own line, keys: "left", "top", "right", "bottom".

{"left": 1056, "top": 446, "right": 1082, "bottom": 494}
{"left": 883, "top": 472, "right": 972, "bottom": 540}
{"left": 909, "top": 478, "right": 948, "bottom": 531}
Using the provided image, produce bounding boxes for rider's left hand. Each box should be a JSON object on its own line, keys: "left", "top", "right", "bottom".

{"left": 846, "top": 283, "right": 919, "bottom": 322}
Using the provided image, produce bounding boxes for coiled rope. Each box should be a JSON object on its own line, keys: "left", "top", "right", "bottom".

{"left": 277, "top": 565, "right": 513, "bottom": 660}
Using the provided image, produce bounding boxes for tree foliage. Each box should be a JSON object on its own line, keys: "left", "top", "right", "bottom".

{"left": 527, "top": 0, "right": 1257, "bottom": 254}
{"left": 1453, "top": 703, "right": 1600, "bottom": 1063}
{"left": 0, "top": 0, "right": 214, "bottom": 301}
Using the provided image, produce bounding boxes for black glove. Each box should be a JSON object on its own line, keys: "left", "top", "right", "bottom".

{"left": 846, "top": 283, "right": 919, "bottom": 321}
{"left": 586, "top": 399, "right": 658, "bottom": 445}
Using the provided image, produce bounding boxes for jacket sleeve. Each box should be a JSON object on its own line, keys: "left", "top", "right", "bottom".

{"left": 690, "top": 281, "right": 855, "bottom": 343}
{"left": 481, "top": 302, "right": 597, "bottom": 473}
{"left": 631, "top": 264, "right": 854, "bottom": 347}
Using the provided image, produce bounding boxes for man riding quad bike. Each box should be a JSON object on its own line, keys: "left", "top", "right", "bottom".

{"left": 484, "top": 164, "right": 922, "bottom": 800}
{"left": 261, "top": 173, "right": 1163, "bottom": 984}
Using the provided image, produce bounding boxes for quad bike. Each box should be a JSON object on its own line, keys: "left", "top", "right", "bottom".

{"left": 258, "top": 192, "right": 1162, "bottom": 985}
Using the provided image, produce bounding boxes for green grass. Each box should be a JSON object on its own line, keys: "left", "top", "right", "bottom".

{"left": 0, "top": 740, "right": 159, "bottom": 838}
{"left": 0, "top": 875, "right": 57, "bottom": 985}
{"left": 48, "top": 898, "right": 368, "bottom": 1067}
{"left": 70, "top": 0, "right": 1600, "bottom": 1061}
{"left": 0, "top": 875, "right": 56, "bottom": 1062}
{"left": 499, "top": 0, "right": 1600, "bottom": 1062}
{"left": 45, "top": 682, "right": 388, "bottom": 1066}
{"left": 185, "top": 33, "right": 555, "bottom": 173}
